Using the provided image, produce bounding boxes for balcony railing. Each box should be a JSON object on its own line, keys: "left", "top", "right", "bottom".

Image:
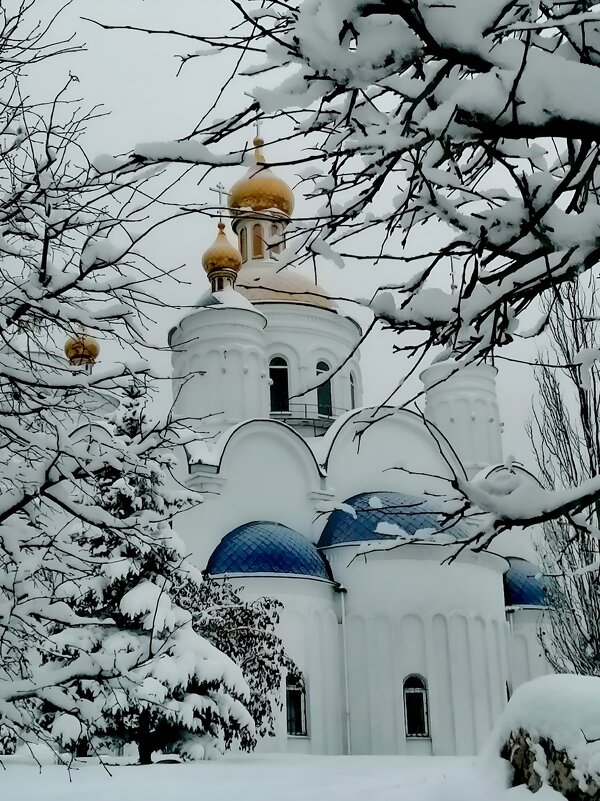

{"left": 270, "top": 402, "right": 348, "bottom": 428}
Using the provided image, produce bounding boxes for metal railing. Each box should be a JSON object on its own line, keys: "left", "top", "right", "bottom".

{"left": 270, "top": 402, "right": 348, "bottom": 424}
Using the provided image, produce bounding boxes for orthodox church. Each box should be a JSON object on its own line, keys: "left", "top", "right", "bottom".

{"left": 158, "top": 137, "right": 553, "bottom": 757}
{"left": 170, "top": 139, "right": 552, "bottom": 756}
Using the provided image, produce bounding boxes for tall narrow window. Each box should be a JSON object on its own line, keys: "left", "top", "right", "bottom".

{"left": 240, "top": 227, "right": 248, "bottom": 262}
{"left": 403, "top": 675, "right": 429, "bottom": 738}
{"left": 286, "top": 672, "right": 308, "bottom": 737}
{"left": 269, "top": 357, "right": 289, "bottom": 412}
{"left": 316, "top": 360, "right": 332, "bottom": 417}
{"left": 270, "top": 223, "right": 281, "bottom": 255}
{"left": 252, "top": 223, "right": 264, "bottom": 258}
{"left": 350, "top": 373, "right": 356, "bottom": 409}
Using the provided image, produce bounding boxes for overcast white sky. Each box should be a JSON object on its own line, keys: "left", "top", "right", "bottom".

{"left": 35, "top": 0, "right": 539, "bottom": 461}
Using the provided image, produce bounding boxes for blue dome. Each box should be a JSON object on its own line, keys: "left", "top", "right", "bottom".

{"left": 504, "top": 558, "right": 549, "bottom": 607}
{"left": 207, "top": 521, "right": 333, "bottom": 580}
{"left": 318, "top": 492, "right": 469, "bottom": 548}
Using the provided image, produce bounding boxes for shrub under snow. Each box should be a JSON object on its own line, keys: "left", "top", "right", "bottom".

{"left": 483, "top": 675, "right": 600, "bottom": 799}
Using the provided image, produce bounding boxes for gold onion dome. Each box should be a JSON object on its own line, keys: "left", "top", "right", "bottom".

{"left": 202, "top": 222, "right": 242, "bottom": 275}
{"left": 228, "top": 137, "right": 295, "bottom": 217}
{"left": 64, "top": 332, "right": 100, "bottom": 366}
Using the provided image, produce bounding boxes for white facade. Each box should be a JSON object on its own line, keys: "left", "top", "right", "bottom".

{"left": 169, "top": 150, "right": 550, "bottom": 757}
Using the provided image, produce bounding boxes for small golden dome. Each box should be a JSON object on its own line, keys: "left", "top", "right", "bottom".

{"left": 64, "top": 332, "right": 100, "bottom": 366}
{"left": 229, "top": 137, "right": 295, "bottom": 217}
{"left": 202, "top": 222, "right": 242, "bottom": 275}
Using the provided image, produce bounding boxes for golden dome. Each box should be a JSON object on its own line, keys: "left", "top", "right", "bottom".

{"left": 236, "top": 266, "right": 335, "bottom": 311}
{"left": 229, "top": 137, "right": 295, "bottom": 217}
{"left": 202, "top": 223, "right": 242, "bottom": 275}
{"left": 64, "top": 332, "right": 100, "bottom": 366}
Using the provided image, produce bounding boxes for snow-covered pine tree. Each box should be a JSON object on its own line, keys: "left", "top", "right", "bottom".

{"left": 36, "top": 380, "right": 255, "bottom": 764}
{"left": 175, "top": 575, "right": 294, "bottom": 740}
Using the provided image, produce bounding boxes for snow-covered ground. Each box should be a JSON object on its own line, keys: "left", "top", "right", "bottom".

{"left": 2, "top": 753, "right": 562, "bottom": 801}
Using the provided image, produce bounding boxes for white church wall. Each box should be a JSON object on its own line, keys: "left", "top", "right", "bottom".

{"left": 261, "top": 305, "right": 361, "bottom": 419}
{"left": 421, "top": 363, "right": 503, "bottom": 477}
{"left": 508, "top": 608, "right": 552, "bottom": 691}
{"left": 229, "top": 577, "right": 344, "bottom": 756}
{"left": 171, "top": 306, "right": 269, "bottom": 431}
{"left": 328, "top": 547, "right": 509, "bottom": 756}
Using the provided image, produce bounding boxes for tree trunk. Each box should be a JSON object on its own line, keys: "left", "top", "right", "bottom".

{"left": 138, "top": 737, "right": 154, "bottom": 765}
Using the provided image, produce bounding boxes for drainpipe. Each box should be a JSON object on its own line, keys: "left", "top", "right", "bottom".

{"left": 336, "top": 584, "right": 352, "bottom": 755}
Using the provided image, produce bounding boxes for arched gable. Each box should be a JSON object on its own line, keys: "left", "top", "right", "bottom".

{"left": 323, "top": 407, "right": 465, "bottom": 500}
{"left": 211, "top": 419, "right": 324, "bottom": 535}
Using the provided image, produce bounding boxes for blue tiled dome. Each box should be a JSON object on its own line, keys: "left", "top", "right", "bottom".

{"left": 318, "top": 492, "right": 469, "bottom": 548}
{"left": 504, "top": 558, "right": 549, "bottom": 607}
{"left": 207, "top": 521, "right": 333, "bottom": 580}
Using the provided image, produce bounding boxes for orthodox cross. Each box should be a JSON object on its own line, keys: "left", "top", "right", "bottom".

{"left": 209, "top": 182, "right": 227, "bottom": 221}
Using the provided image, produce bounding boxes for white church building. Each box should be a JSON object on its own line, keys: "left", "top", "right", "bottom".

{"left": 165, "top": 137, "right": 551, "bottom": 757}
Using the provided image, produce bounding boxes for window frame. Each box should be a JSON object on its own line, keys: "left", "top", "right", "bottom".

{"left": 252, "top": 222, "right": 264, "bottom": 259}
{"left": 286, "top": 672, "right": 308, "bottom": 738}
{"left": 269, "top": 356, "right": 290, "bottom": 413}
{"left": 349, "top": 372, "right": 356, "bottom": 408}
{"left": 403, "top": 674, "right": 430, "bottom": 739}
{"left": 316, "top": 360, "right": 333, "bottom": 417}
{"left": 239, "top": 227, "right": 248, "bottom": 262}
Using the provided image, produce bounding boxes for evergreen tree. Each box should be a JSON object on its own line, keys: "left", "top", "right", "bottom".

{"left": 175, "top": 575, "right": 294, "bottom": 740}
{"left": 34, "top": 381, "right": 254, "bottom": 763}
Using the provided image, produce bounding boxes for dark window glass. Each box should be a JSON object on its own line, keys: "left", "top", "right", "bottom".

{"left": 350, "top": 373, "right": 356, "bottom": 408}
{"left": 317, "top": 360, "right": 332, "bottom": 417}
{"left": 240, "top": 228, "right": 247, "bottom": 262}
{"left": 252, "top": 223, "right": 264, "bottom": 258}
{"left": 270, "top": 356, "right": 289, "bottom": 412}
{"left": 286, "top": 674, "right": 307, "bottom": 736}
{"left": 403, "top": 675, "right": 429, "bottom": 738}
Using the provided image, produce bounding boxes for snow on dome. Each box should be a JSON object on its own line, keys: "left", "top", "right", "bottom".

{"left": 228, "top": 137, "right": 294, "bottom": 217}
{"left": 236, "top": 265, "right": 335, "bottom": 311}
{"left": 504, "top": 557, "right": 550, "bottom": 608}
{"left": 318, "top": 491, "right": 470, "bottom": 548}
{"left": 206, "top": 521, "right": 333, "bottom": 580}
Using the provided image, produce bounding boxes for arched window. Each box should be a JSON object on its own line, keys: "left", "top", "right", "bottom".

{"left": 350, "top": 373, "right": 356, "bottom": 409}
{"left": 286, "top": 672, "right": 308, "bottom": 737}
{"left": 403, "top": 675, "right": 429, "bottom": 738}
{"left": 239, "top": 227, "right": 248, "bottom": 262}
{"left": 269, "top": 356, "right": 289, "bottom": 412}
{"left": 252, "top": 223, "right": 264, "bottom": 258}
{"left": 316, "top": 360, "right": 332, "bottom": 417}
{"left": 270, "top": 223, "right": 281, "bottom": 255}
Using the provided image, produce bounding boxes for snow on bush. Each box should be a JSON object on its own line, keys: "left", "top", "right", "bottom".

{"left": 483, "top": 675, "right": 600, "bottom": 798}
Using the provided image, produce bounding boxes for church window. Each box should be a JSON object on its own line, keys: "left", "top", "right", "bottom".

{"left": 270, "top": 223, "right": 281, "bottom": 255}
{"left": 350, "top": 372, "right": 356, "bottom": 408}
{"left": 269, "top": 356, "right": 289, "bottom": 412}
{"left": 316, "top": 360, "right": 332, "bottom": 417}
{"left": 286, "top": 672, "right": 308, "bottom": 737}
{"left": 403, "top": 675, "right": 429, "bottom": 738}
{"left": 240, "top": 227, "right": 247, "bottom": 262}
{"left": 252, "top": 223, "right": 264, "bottom": 258}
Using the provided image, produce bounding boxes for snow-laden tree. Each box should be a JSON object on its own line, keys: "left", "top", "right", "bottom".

{"left": 527, "top": 280, "right": 600, "bottom": 675}
{"left": 175, "top": 575, "right": 294, "bottom": 740}
{"left": 0, "top": 2, "right": 253, "bottom": 763}
{"left": 95, "top": 0, "right": 600, "bottom": 542}
{"left": 33, "top": 382, "right": 253, "bottom": 764}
